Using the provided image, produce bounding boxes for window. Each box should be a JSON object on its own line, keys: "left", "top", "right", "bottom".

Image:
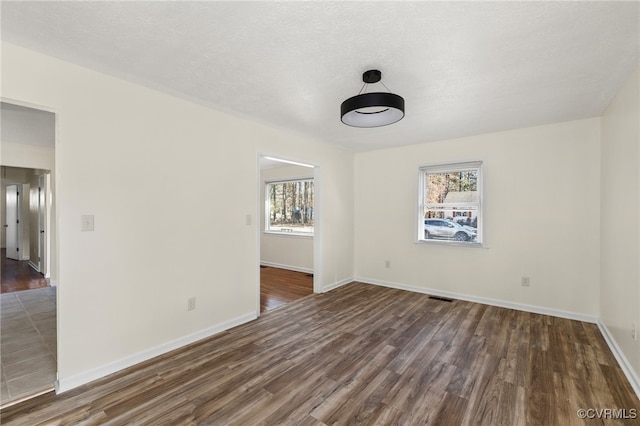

{"left": 418, "top": 161, "right": 482, "bottom": 245}
{"left": 265, "top": 178, "right": 314, "bottom": 236}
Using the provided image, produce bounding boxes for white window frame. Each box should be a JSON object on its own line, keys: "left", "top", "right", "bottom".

{"left": 417, "top": 161, "right": 483, "bottom": 247}
{"left": 265, "top": 178, "right": 314, "bottom": 237}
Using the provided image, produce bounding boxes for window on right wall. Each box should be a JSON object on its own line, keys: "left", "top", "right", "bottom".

{"left": 418, "top": 161, "right": 483, "bottom": 246}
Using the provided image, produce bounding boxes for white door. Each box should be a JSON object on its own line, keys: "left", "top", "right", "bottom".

{"left": 6, "top": 184, "right": 20, "bottom": 261}
{"left": 38, "top": 175, "right": 46, "bottom": 274}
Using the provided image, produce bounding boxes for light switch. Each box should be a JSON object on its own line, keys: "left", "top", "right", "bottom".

{"left": 245, "top": 214, "right": 252, "bottom": 226}
{"left": 81, "top": 215, "right": 94, "bottom": 232}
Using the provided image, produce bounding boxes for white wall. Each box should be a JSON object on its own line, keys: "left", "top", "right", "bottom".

{"left": 600, "top": 65, "right": 640, "bottom": 377}
{"left": 1, "top": 141, "right": 55, "bottom": 171}
{"left": 355, "top": 118, "right": 601, "bottom": 318}
{"left": 1, "top": 42, "right": 354, "bottom": 390}
{"left": 260, "top": 164, "right": 314, "bottom": 272}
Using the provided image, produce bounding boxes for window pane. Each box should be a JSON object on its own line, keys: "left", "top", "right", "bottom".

{"left": 425, "top": 207, "right": 478, "bottom": 228}
{"left": 267, "top": 179, "right": 314, "bottom": 235}
{"left": 426, "top": 170, "right": 478, "bottom": 204}
{"left": 420, "top": 163, "right": 482, "bottom": 244}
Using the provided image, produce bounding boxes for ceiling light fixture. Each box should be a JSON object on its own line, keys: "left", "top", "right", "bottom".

{"left": 340, "top": 69, "right": 405, "bottom": 128}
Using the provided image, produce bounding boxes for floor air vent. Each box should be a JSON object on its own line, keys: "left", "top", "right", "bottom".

{"left": 428, "top": 295, "right": 453, "bottom": 302}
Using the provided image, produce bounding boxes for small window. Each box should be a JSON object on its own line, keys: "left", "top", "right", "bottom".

{"left": 418, "top": 162, "right": 482, "bottom": 245}
{"left": 265, "top": 178, "right": 314, "bottom": 236}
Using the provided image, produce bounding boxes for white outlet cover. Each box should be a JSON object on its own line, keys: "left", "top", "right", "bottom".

{"left": 81, "top": 215, "right": 94, "bottom": 232}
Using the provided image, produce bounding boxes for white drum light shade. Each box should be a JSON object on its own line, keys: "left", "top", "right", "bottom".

{"left": 341, "top": 70, "right": 405, "bottom": 128}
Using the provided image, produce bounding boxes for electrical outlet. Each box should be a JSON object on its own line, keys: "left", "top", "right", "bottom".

{"left": 385, "top": 260, "right": 391, "bottom": 268}
{"left": 187, "top": 297, "right": 196, "bottom": 311}
{"left": 521, "top": 277, "right": 530, "bottom": 287}
{"left": 632, "top": 323, "right": 637, "bottom": 341}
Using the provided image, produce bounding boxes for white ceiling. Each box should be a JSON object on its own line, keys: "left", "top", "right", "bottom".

{"left": 1, "top": 1, "right": 638, "bottom": 151}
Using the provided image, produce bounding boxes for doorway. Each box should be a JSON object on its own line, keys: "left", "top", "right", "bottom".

{"left": 1, "top": 101, "right": 57, "bottom": 408}
{"left": 1, "top": 167, "right": 52, "bottom": 291}
{"left": 258, "top": 155, "right": 318, "bottom": 314}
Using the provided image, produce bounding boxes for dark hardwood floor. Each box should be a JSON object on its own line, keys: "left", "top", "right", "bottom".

{"left": 260, "top": 266, "right": 313, "bottom": 313}
{"left": 1, "top": 282, "right": 638, "bottom": 425}
{"left": 1, "top": 249, "right": 49, "bottom": 294}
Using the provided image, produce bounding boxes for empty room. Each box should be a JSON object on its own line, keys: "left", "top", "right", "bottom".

{"left": 1, "top": 1, "right": 639, "bottom": 424}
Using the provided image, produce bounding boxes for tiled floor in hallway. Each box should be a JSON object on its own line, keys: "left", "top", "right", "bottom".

{"left": 1, "top": 286, "right": 57, "bottom": 407}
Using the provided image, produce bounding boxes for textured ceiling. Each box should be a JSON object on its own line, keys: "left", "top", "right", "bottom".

{"left": 1, "top": 1, "right": 638, "bottom": 151}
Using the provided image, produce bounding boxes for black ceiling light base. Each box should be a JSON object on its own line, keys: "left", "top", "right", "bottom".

{"left": 362, "top": 69, "right": 382, "bottom": 84}
{"left": 341, "top": 69, "right": 405, "bottom": 128}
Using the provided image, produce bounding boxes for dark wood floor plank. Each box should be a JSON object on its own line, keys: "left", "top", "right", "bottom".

{"left": 1, "top": 282, "right": 638, "bottom": 425}
{"left": 260, "top": 266, "right": 313, "bottom": 313}
{"left": 432, "top": 392, "right": 468, "bottom": 426}
{"left": 1, "top": 249, "right": 49, "bottom": 293}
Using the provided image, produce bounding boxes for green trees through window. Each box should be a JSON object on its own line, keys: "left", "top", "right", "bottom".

{"left": 266, "top": 179, "right": 314, "bottom": 235}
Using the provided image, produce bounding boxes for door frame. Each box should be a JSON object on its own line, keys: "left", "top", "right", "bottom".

{"left": 256, "top": 153, "right": 322, "bottom": 315}
{"left": 38, "top": 174, "right": 47, "bottom": 275}
{"left": 1, "top": 97, "right": 58, "bottom": 397}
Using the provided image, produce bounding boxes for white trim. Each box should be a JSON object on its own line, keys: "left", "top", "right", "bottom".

{"left": 311, "top": 166, "right": 322, "bottom": 294}
{"left": 418, "top": 160, "right": 483, "bottom": 173}
{"left": 262, "top": 156, "right": 314, "bottom": 168}
{"left": 322, "top": 277, "right": 353, "bottom": 293}
{"left": 1, "top": 386, "right": 54, "bottom": 410}
{"left": 264, "top": 178, "right": 315, "bottom": 237}
{"left": 355, "top": 276, "right": 598, "bottom": 323}
{"left": 417, "top": 160, "right": 484, "bottom": 246}
{"left": 28, "top": 260, "right": 39, "bottom": 272}
{"left": 415, "top": 239, "right": 483, "bottom": 249}
{"left": 55, "top": 312, "right": 257, "bottom": 394}
{"left": 597, "top": 320, "right": 640, "bottom": 400}
{"left": 263, "top": 230, "right": 314, "bottom": 238}
{"left": 260, "top": 261, "right": 313, "bottom": 275}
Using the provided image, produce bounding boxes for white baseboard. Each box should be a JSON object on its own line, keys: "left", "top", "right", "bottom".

{"left": 597, "top": 320, "right": 640, "bottom": 400}
{"left": 355, "top": 276, "right": 598, "bottom": 323}
{"left": 56, "top": 311, "right": 257, "bottom": 394}
{"left": 260, "top": 261, "right": 313, "bottom": 275}
{"left": 322, "top": 276, "right": 353, "bottom": 293}
{"left": 28, "top": 260, "right": 39, "bottom": 272}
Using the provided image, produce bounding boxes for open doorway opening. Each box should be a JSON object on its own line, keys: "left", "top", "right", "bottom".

{"left": 2, "top": 168, "right": 51, "bottom": 291}
{"left": 258, "top": 155, "right": 316, "bottom": 314}
{"left": 1, "top": 101, "right": 57, "bottom": 408}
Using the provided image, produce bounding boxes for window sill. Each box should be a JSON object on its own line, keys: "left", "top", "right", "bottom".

{"left": 415, "top": 239, "right": 484, "bottom": 248}
{"left": 264, "top": 231, "right": 314, "bottom": 239}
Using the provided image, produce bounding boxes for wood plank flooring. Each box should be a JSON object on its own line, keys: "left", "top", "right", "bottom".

{"left": 1, "top": 283, "right": 638, "bottom": 425}
{"left": 260, "top": 266, "right": 313, "bottom": 313}
{"left": 1, "top": 249, "right": 49, "bottom": 294}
